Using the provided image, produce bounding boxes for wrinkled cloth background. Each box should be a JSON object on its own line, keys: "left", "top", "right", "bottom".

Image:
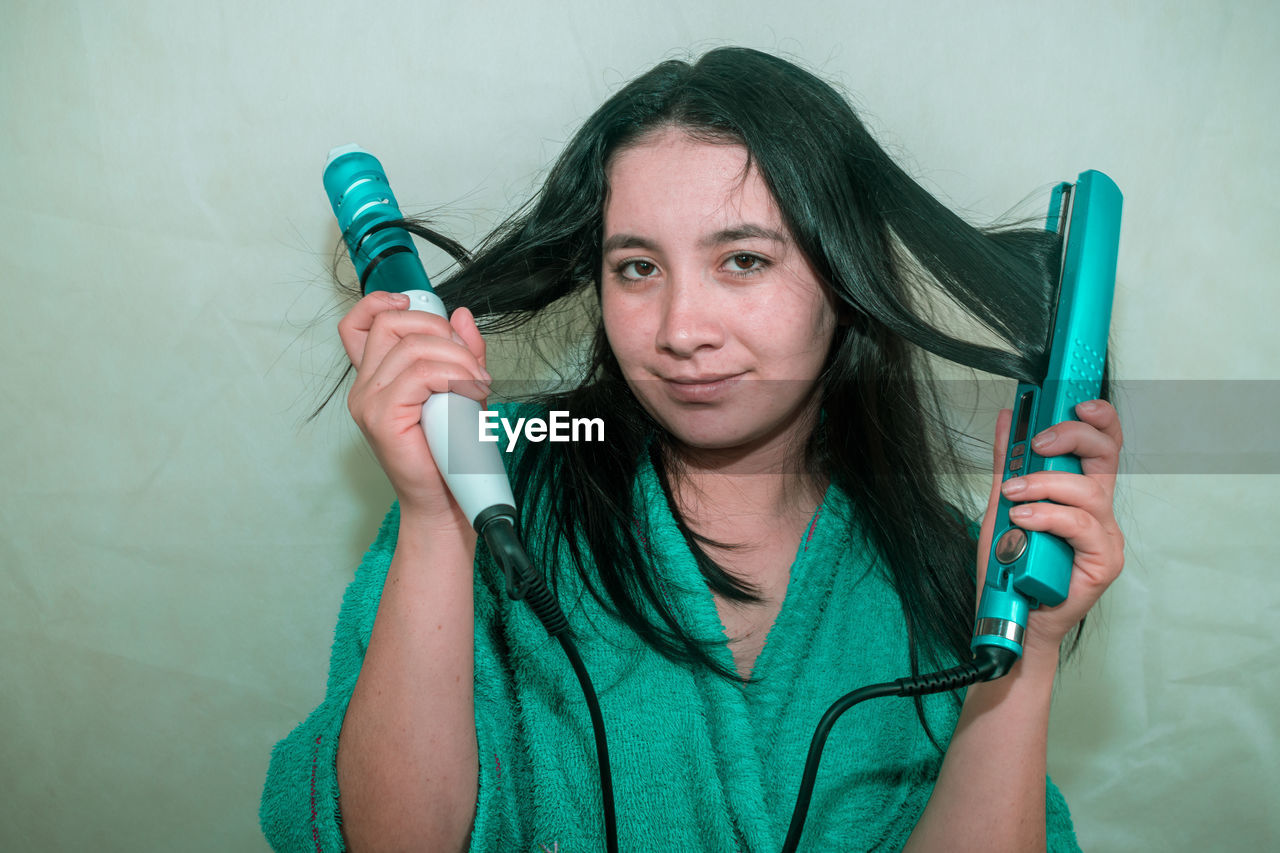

{"left": 2, "top": 1, "right": 1277, "bottom": 850}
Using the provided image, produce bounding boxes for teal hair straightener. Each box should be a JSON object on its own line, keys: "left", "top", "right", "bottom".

{"left": 784, "top": 171, "right": 1122, "bottom": 852}
{"left": 971, "top": 169, "right": 1123, "bottom": 668}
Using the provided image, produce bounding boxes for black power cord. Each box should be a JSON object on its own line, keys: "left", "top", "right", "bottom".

{"left": 778, "top": 644, "right": 1018, "bottom": 853}
{"left": 482, "top": 516, "right": 619, "bottom": 853}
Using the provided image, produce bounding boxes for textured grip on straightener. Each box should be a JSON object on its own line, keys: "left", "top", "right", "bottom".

{"left": 1066, "top": 337, "right": 1106, "bottom": 407}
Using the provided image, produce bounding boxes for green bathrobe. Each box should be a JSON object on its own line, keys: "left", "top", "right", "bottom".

{"left": 261, "top": 440, "right": 1079, "bottom": 851}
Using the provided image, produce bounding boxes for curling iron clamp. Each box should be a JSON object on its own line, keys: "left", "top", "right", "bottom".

{"left": 971, "top": 169, "right": 1123, "bottom": 670}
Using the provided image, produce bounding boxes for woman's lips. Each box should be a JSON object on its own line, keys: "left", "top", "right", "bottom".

{"left": 659, "top": 372, "right": 745, "bottom": 403}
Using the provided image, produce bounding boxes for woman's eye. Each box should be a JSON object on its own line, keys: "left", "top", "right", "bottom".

{"left": 727, "top": 253, "right": 765, "bottom": 273}
{"left": 618, "top": 259, "right": 657, "bottom": 279}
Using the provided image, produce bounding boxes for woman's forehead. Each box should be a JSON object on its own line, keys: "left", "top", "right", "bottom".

{"left": 603, "top": 129, "right": 783, "bottom": 240}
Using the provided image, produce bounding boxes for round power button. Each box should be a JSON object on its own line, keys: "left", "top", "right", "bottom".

{"left": 994, "top": 528, "right": 1028, "bottom": 564}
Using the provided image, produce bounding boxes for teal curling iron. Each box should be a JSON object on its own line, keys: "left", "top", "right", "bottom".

{"left": 322, "top": 145, "right": 520, "bottom": 539}
{"left": 322, "top": 145, "right": 549, "bottom": 605}
{"left": 322, "top": 147, "right": 620, "bottom": 852}
{"left": 971, "top": 169, "right": 1123, "bottom": 668}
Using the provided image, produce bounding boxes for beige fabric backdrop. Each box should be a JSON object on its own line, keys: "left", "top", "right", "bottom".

{"left": 2, "top": 0, "right": 1276, "bottom": 849}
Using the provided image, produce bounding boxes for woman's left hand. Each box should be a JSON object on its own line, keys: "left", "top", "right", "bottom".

{"left": 975, "top": 399, "right": 1126, "bottom": 661}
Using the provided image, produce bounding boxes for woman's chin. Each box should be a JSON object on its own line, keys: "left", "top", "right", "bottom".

{"left": 650, "top": 409, "right": 807, "bottom": 460}
{"left": 629, "top": 382, "right": 823, "bottom": 463}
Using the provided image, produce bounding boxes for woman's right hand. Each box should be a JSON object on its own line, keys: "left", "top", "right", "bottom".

{"left": 338, "top": 291, "right": 492, "bottom": 524}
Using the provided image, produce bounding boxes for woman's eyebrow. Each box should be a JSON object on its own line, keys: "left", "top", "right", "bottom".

{"left": 602, "top": 224, "right": 788, "bottom": 255}
{"left": 699, "top": 224, "right": 789, "bottom": 248}
{"left": 601, "top": 233, "right": 656, "bottom": 254}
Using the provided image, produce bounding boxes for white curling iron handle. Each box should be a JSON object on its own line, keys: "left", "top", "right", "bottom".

{"left": 401, "top": 289, "right": 517, "bottom": 528}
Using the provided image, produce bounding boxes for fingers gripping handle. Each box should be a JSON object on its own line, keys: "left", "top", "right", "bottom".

{"left": 401, "top": 290, "right": 518, "bottom": 530}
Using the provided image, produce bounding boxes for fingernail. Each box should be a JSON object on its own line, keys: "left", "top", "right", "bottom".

{"left": 1078, "top": 400, "right": 1099, "bottom": 415}
{"left": 1002, "top": 477, "right": 1027, "bottom": 496}
{"left": 1009, "top": 505, "right": 1033, "bottom": 519}
{"left": 479, "top": 368, "right": 493, "bottom": 383}
{"left": 1032, "top": 430, "right": 1056, "bottom": 450}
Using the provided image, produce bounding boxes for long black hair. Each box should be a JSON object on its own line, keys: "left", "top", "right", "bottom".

{"left": 353, "top": 48, "right": 1082, "bottom": 716}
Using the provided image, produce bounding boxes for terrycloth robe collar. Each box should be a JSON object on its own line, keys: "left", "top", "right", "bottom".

{"left": 610, "top": 450, "right": 940, "bottom": 850}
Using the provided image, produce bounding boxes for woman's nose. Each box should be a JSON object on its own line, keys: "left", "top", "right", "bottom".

{"left": 655, "top": 274, "right": 725, "bottom": 357}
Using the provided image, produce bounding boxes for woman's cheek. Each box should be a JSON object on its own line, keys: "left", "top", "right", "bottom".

{"left": 601, "top": 298, "right": 655, "bottom": 376}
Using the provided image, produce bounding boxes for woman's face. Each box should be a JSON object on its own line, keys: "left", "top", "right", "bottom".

{"left": 601, "top": 128, "right": 839, "bottom": 463}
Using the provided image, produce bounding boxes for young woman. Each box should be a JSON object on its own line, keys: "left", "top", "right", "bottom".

{"left": 262, "top": 47, "right": 1124, "bottom": 852}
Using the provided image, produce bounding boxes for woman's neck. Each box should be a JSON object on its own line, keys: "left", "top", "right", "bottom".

{"left": 663, "top": 429, "right": 826, "bottom": 533}
{"left": 676, "top": 466, "right": 825, "bottom": 532}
